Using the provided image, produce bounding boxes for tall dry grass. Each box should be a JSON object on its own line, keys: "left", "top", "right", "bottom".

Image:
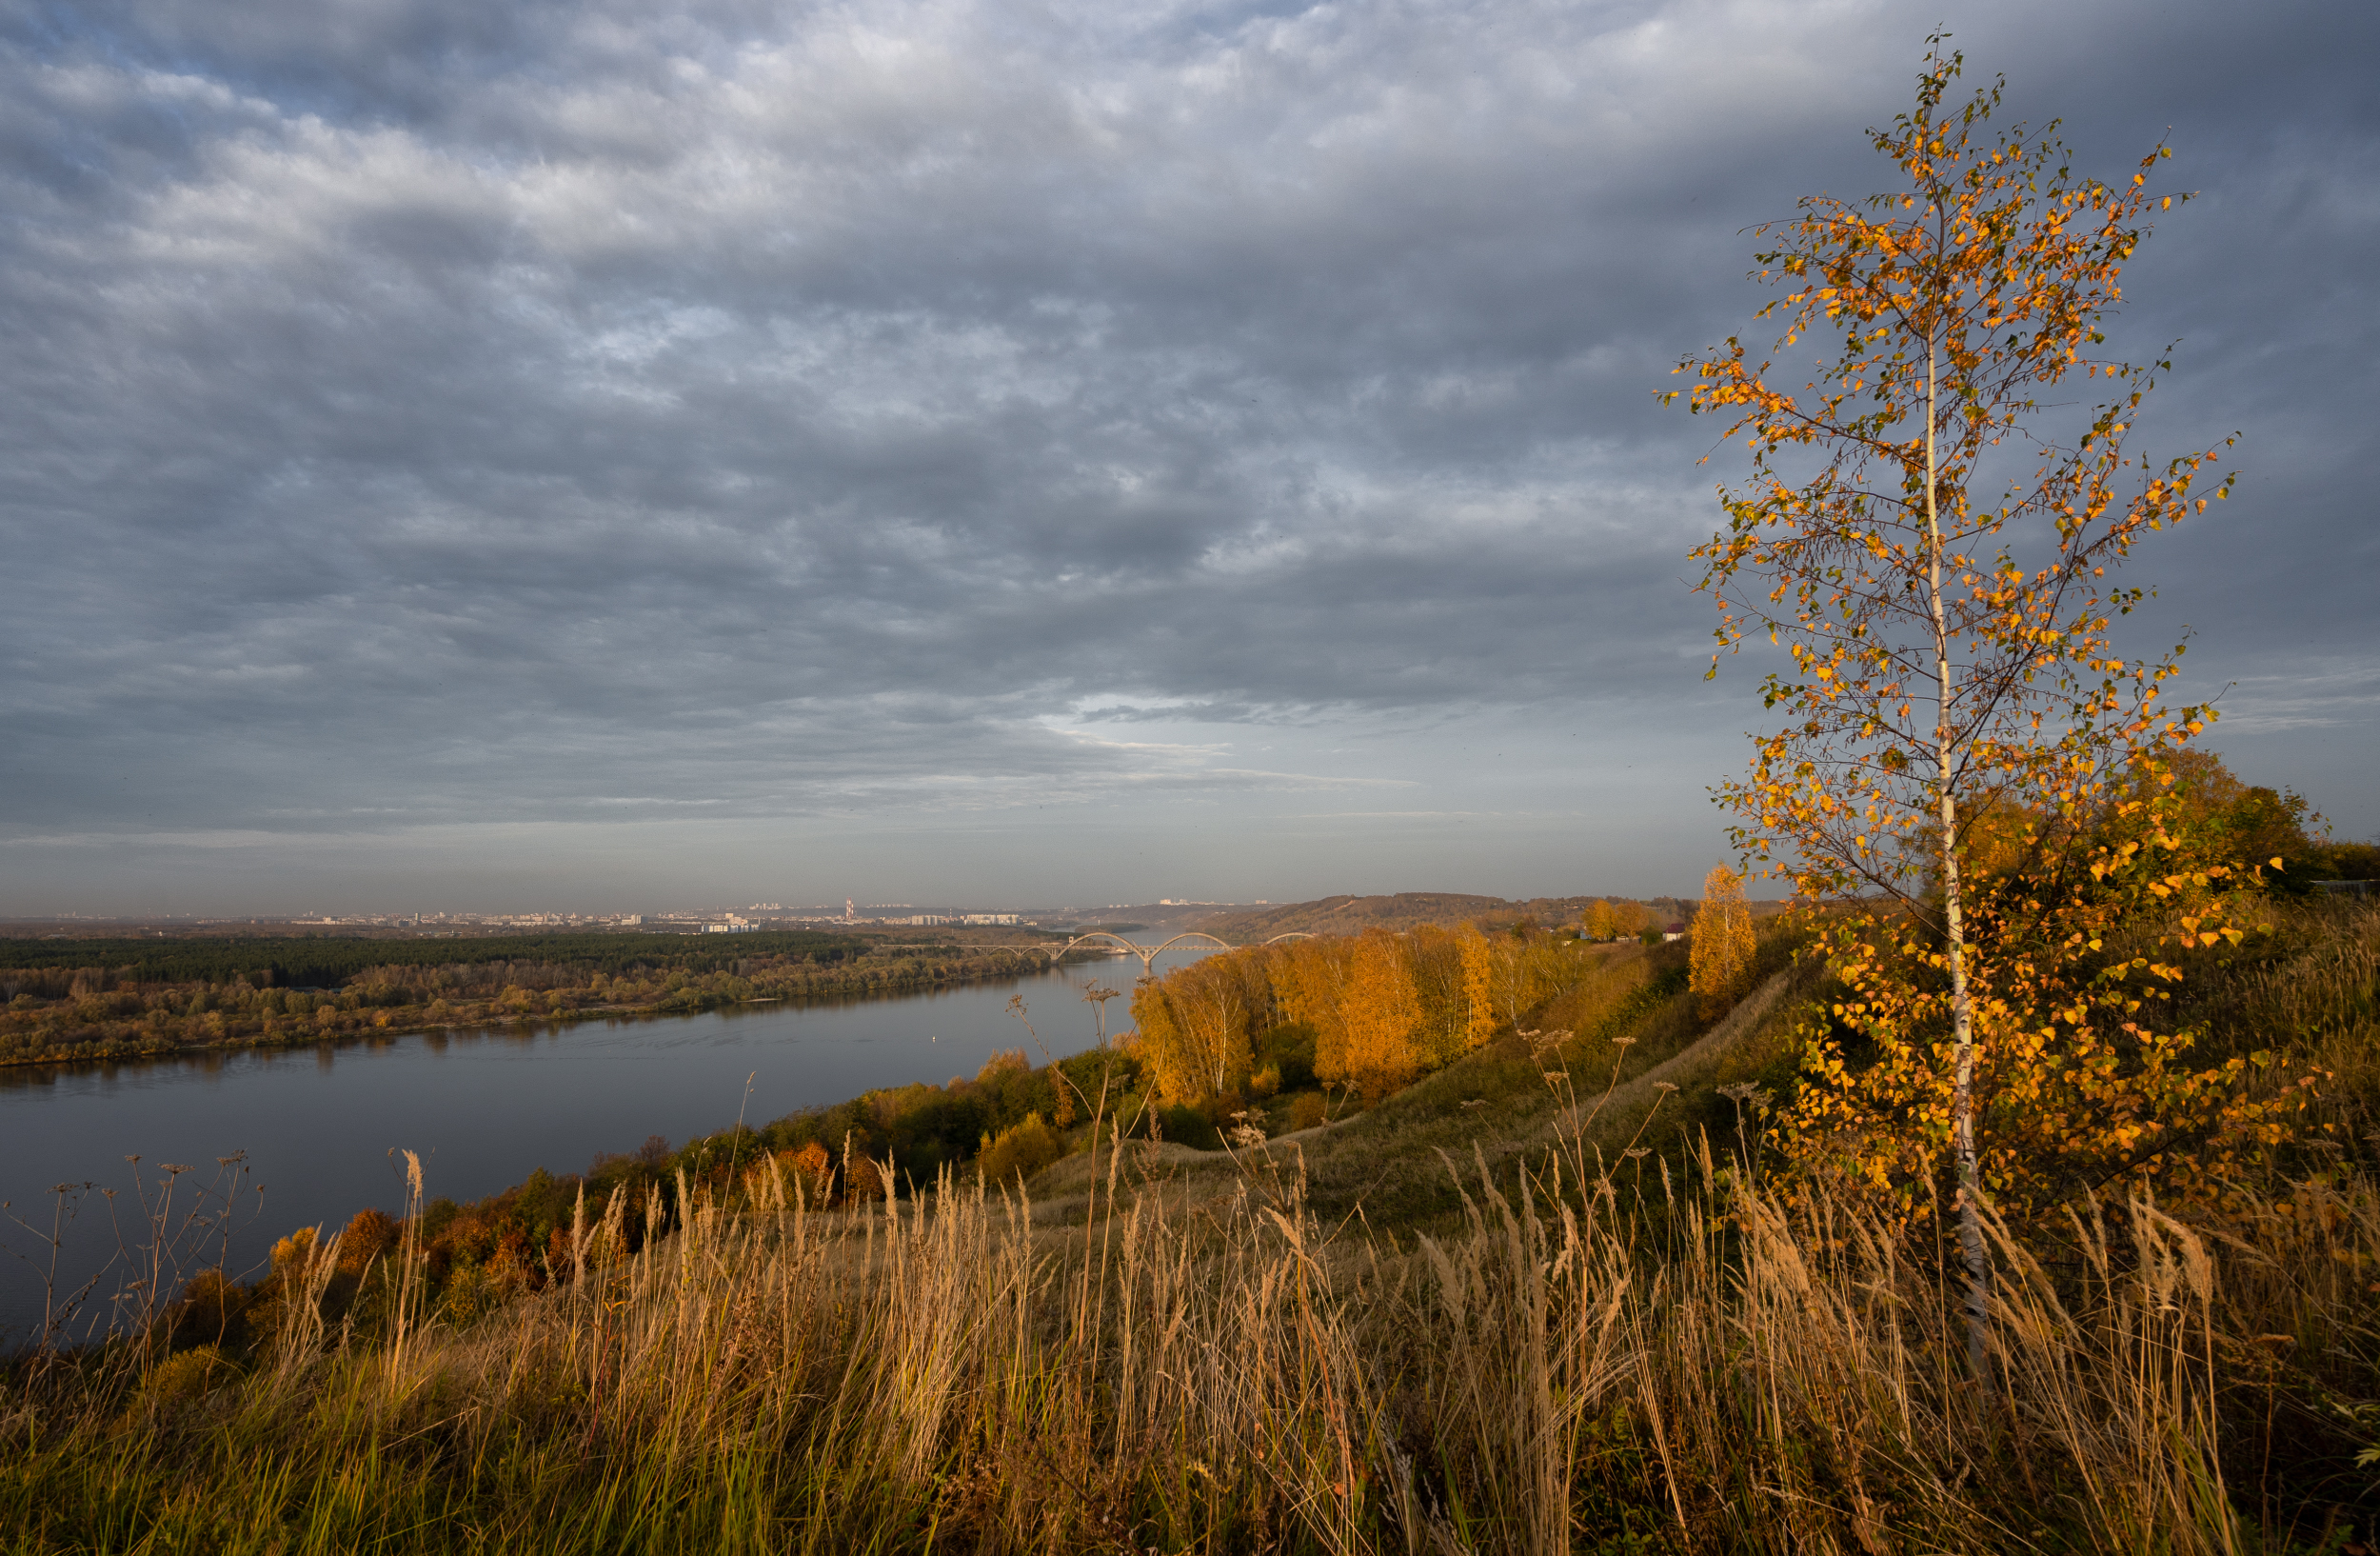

{"left": 8, "top": 1125, "right": 2352, "bottom": 1554}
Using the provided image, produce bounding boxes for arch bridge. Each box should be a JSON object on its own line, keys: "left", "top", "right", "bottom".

{"left": 1052, "top": 929, "right": 1313, "bottom": 979}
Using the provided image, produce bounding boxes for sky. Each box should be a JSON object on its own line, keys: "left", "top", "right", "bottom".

{"left": 2, "top": 0, "right": 2372, "bottom": 916}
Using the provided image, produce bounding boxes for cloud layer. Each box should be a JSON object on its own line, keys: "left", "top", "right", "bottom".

{"left": 3, "top": 0, "right": 2372, "bottom": 910}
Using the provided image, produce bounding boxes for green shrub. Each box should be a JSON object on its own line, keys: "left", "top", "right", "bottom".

{"left": 1156, "top": 1103, "right": 1223, "bottom": 1150}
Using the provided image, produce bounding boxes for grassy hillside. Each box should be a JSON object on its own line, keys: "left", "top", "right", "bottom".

{"left": 4, "top": 901, "right": 2374, "bottom": 1552}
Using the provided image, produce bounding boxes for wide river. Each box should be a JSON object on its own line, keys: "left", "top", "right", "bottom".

{"left": 0, "top": 950, "right": 1207, "bottom": 1347}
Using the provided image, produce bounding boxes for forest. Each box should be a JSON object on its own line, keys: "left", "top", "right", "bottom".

{"left": 0, "top": 931, "right": 1077, "bottom": 1067}
{"left": 0, "top": 928, "right": 869, "bottom": 986}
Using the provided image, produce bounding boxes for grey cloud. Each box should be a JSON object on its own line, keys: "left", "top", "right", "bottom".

{"left": 2, "top": 0, "right": 2372, "bottom": 907}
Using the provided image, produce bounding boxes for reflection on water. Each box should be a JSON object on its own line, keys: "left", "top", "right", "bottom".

{"left": 0, "top": 949, "right": 1212, "bottom": 1347}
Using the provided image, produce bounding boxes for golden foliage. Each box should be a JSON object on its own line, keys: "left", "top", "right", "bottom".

{"left": 977, "top": 1113, "right": 1063, "bottom": 1187}
{"left": 269, "top": 1225, "right": 323, "bottom": 1278}
{"left": 1458, "top": 922, "right": 1589, "bottom": 1038}
{"left": 1578, "top": 899, "right": 1652, "bottom": 942}
{"left": 1457, "top": 923, "right": 1498, "bottom": 1047}
{"left": 1270, "top": 936, "right": 1356, "bottom": 1078}
{"left": 1688, "top": 865, "right": 1756, "bottom": 1020}
{"left": 1672, "top": 43, "right": 2276, "bottom": 1220}
{"left": 1129, "top": 948, "right": 1264, "bottom": 1104}
{"left": 1333, "top": 929, "right": 1425, "bottom": 1099}
{"left": 783, "top": 1142, "right": 833, "bottom": 1203}
{"left": 1132, "top": 921, "right": 1597, "bottom": 1105}
{"left": 1404, "top": 924, "right": 1477, "bottom": 1061}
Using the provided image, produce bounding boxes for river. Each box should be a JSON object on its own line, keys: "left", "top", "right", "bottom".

{"left": 0, "top": 949, "right": 1209, "bottom": 1348}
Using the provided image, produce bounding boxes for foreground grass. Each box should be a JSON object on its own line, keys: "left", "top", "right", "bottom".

{"left": 9, "top": 1144, "right": 2371, "bottom": 1554}
{"left": 6, "top": 904, "right": 2376, "bottom": 1554}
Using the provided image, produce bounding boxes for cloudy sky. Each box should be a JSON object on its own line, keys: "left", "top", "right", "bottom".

{"left": 2, "top": 0, "right": 2371, "bottom": 915}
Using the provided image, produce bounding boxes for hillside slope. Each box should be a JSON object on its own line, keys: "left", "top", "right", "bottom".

{"left": 1032, "top": 945, "right": 1808, "bottom": 1232}
{"left": 1196, "top": 891, "right": 1689, "bottom": 941}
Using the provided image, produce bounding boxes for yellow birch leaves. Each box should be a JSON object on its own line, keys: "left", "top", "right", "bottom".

{"left": 1688, "top": 866, "right": 1756, "bottom": 1020}
{"left": 1670, "top": 42, "right": 2267, "bottom": 1215}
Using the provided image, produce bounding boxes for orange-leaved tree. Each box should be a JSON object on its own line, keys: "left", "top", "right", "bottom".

{"left": 1669, "top": 40, "right": 2271, "bottom": 1370}
{"left": 1129, "top": 949, "right": 1262, "bottom": 1103}
{"left": 1688, "top": 865, "right": 1756, "bottom": 1020}
{"left": 1580, "top": 901, "right": 1617, "bottom": 942}
{"left": 1333, "top": 928, "right": 1426, "bottom": 1098}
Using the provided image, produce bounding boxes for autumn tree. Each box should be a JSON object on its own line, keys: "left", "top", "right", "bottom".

{"left": 1688, "top": 865, "right": 1756, "bottom": 1020}
{"left": 1329, "top": 929, "right": 1426, "bottom": 1098}
{"left": 1456, "top": 924, "right": 1500, "bottom": 1045}
{"left": 1130, "top": 950, "right": 1259, "bottom": 1103}
{"left": 1673, "top": 42, "right": 2261, "bottom": 1369}
{"left": 783, "top": 1142, "right": 835, "bottom": 1203}
{"left": 1404, "top": 924, "right": 1481, "bottom": 1062}
{"left": 1271, "top": 935, "right": 1357, "bottom": 1075}
{"left": 1458, "top": 921, "right": 1585, "bottom": 1038}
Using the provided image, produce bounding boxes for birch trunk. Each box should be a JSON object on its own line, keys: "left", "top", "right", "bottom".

{"left": 1925, "top": 336, "right": 1994, "bottom": 1386}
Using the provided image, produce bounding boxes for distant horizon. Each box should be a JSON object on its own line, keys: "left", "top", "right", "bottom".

{"left": 0, "top": 886, "right": 1738, "bottom": 929}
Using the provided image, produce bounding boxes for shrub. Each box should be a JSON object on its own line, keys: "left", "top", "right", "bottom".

{"left": 1156, "top": 1103, "right": 1223, "bottom": 1150}
{"left": 146, "top": 1345, "right": 238, "bottom": 1402}
{"left": 978, "top": 1113, "right": 1063, "bottom": 1187}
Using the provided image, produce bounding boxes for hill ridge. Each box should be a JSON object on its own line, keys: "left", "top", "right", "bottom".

{"left": 1195, "top": 891, "right": 1688, "bottom": 942}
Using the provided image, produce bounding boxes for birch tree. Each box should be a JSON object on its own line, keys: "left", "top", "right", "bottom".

{"left": 1688, "top": 865, "right": 1756, "bottom": 1020}
{"left": 1671, "top": 41, "right": 2240, "bottom": 1374}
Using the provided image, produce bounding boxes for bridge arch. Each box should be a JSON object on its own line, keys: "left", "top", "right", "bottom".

{"left": 1052, "top": 928, "right": 1317, "bottom": 978}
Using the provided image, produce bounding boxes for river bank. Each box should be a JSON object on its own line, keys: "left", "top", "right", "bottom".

{"left": 0, "top": 941, "right": 1097, "bottom": 1069}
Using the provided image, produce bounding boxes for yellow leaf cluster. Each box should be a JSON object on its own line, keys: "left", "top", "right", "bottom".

{"left": 1132, "top": 921, "right": 1599, "bottom": 1105}
{"left": 1688, "top": 865, "right": 1756, "bottom": 1020}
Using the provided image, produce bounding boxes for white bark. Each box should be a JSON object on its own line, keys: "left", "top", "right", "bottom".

{"left": 1926, "top": 335, "right": 1994, "bottom": 1386}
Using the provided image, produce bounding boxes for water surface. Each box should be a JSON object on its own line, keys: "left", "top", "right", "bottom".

{"left": 0, "top": 951, "right": 1200, "bottom": 1346}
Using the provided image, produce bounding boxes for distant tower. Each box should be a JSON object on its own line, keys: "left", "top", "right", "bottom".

{"left": 844, "top": 898, "right": 857, "bottom": 923}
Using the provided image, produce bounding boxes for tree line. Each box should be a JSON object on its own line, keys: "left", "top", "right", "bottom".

{"left": 1131, "top": 916, "right": 1676, "bottom": 1107}
{"left": 0, "top": 940, "right": 1074, "bottom": 1067}
{"left": 0, "top": 928, "right": 866, "bottom": 987}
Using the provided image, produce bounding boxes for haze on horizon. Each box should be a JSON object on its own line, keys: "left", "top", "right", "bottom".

{"left": 4, "top": 0, "right": 2372, "bottom": 919}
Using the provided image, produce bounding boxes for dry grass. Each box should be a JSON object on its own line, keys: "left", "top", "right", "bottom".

{"left": 8, "top": 1124, "right": 2362, "bottom": 1553}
